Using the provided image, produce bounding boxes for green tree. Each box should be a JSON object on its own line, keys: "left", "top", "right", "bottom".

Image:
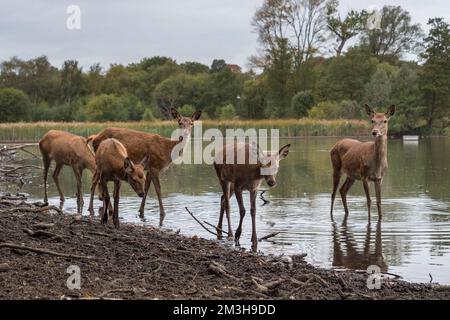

{"left": 60, "top": 60, "right": 84, "bottom": 104}
{"left": 420, "top": 18, "right": 450, "bottom": 129}
{"left": 363, "top": 67, "right": 392, "bottom": 107}
{"left": 210, "top": 59, "right": 227, "bottom": 73}
{"left": 80, "top": 94, "right": 129, "bottom": 122}
{"left": 181, "top": 61, "right": 209, "bottom": 75}
{"left": 217, "top": 104, "right": 236, "bottom": 119}
{"left": 239, "top": 78, "right": 266, "bottom": 119}
{"left": 291, "top": 90, "right": 315, "bottom": 117}
{"left": 0, "top": 88, "right": 32, "bottom": 122}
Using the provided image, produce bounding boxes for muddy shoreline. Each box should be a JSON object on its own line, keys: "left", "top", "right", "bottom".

{"left": 1, "top": 194, "right": 450, "bottom": 300}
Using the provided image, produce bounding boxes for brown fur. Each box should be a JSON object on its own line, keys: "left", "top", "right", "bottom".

{"left": 88, "top": 138, "right": 148, "bottom": 228}
{"left": 330, "top": 104, "right": 396, "bottom": 221}
{"left": 214, "top": 142, "right": 290, "bottom": 251}
{"left": 39, "top": 130, "right": 96, "bottom": 213}
{"left": 89, "top": 108, "right": 201, "bottom": 226}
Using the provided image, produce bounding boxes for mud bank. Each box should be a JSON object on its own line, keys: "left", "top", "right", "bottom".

{"left": 1, "top": 194, "right": 449, "bottom": 300}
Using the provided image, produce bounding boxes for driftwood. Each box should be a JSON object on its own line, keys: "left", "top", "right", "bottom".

{"left": 0, "top": 242, "right": 96, "bottom": 260}
{"left": 0, "top": 144, "right": 39, "bottom": 188}
{"left": 185, "top": 207, "right": 218, "bottom": 237}
{"left": 202, "top": 220, "right": 229, "bottom": 236}
{"left": 258, "top": 232, "right": 280, "bottom": 242}
{"left": 259, "top": 190, "right": 270, "bottom": 205}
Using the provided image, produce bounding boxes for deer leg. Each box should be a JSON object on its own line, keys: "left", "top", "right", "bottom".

{"left": 234, "top": 189, "right": 246, "bottom": 244}
{"left": 217, "top": 195, "right": 225, "bottom": 240}
{"left": 138, "top": 171, "right": 152, "bottom": 219}
{"left": 339, "top": 177, "right": 355, "bottom": 220}
{"left": 52, "top": 163, "right": 65, "bottom": 204}
{"left": 330, "top": 170, "right": 341, "bottom": 219}
{"left": 113, "top": 180, "right": 121, "bottom": 228}
{"left": 250, "top": 189, "right": 258, "bottom": 252}
{"left": 72, "top": 166, "right": 83, "bottom": 214}
{"left": 374, "top": 179, "right": 382, "bottom": 218}
{"left": 362, "top": 179, "right": 372, "bottom": 220}
{"left": 101, "top": 182, "right": 110, "bottom": 225}
{"left": 152, "top": 175, "right": 166, "bottom": 227}
{"left": 42, "top": 156, "right": 51, "bottom": 205}
{"left": 88, "top": 171, "right": 99, "bottom": 216}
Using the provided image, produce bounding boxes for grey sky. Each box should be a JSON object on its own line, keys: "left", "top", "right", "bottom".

{"left": 0, "top": 0, "right": 449, "bottom": 70}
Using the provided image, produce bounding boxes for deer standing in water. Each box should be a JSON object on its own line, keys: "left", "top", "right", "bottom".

{"left": 39, "top": 130, "right": 96, "bottom": 213}
{"left": 88, "top": 138, "right": 148, "bottom": 228}
{"left": 330, "top": 104, "right": 396, "bottom": 221}
{"left": 214, "top": 142, "right": 291, "bottom": 252}
{"left": 88, "top": 108, "right": 201, "bottom": 226}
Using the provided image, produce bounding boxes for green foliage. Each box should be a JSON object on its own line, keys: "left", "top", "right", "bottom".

{"left": 217, "top": 104, "right": 236, "bottom": 120}
{"left": 142, "top": 108, "right": 156, "bottom": 121}
{"left": 178, "top": 104, "right": 196, "bottom": 117}
{"left": 363, "top": 67, "right": 392, "bottom": 108}
{"left": 0, "top": 88, "right": 32, "bottom": 122}
{"left": 80, "top": 94, "right": 129, "bottom": 122}
{"left": 309, "top": 100, "right": 361, "bottom": 120}
{"left": 291, "top": 91, "right": 315, "bottom": 118}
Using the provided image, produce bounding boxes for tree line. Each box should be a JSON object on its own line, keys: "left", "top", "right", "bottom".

{"left": 0, "top": 0, "right": 449, "bottom": 134}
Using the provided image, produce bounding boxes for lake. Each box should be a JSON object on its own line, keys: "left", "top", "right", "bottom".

{"left": 7, "top": 137, "right": 450, "bottom": 284}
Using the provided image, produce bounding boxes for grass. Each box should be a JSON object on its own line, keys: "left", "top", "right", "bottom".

{"left": 0, "top": 119, "right": 370, "bottom": 141}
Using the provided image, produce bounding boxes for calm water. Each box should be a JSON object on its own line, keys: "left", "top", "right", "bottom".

{"left": 7, "top": 137, "right": 450, "bottom": 284}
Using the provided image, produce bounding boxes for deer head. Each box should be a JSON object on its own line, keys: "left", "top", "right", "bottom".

{"left": 124, "top": 156, "right": 149, "bottom": 197}
{"left": 365, "top": 104, "right": 396, "bottom": 138}
{"left": 252, "top": 143, "right": 291, "bottom": 187}
{"left": 170, "top": 107, "right": 202, "bottom": 137}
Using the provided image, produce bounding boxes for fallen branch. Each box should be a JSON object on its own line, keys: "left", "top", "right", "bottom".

{"left": 207, "top": 260, "right": 239, "bottom": 281}
{"left": 0, "top": 205, "right": 62, "bottom": 215}
{"left": 259, "top": 190, "right": 270, "bottom": 205}
{"left": 258, "top": 232, "right": 280, "bottom": 242}
{"left": 0, "top": 242, "right": 96, "bottom": 260}
{"left": 203, "top": 220, "right": 229, "bottom": 236}
{"left": 185, "top": 207, "right": 218, "bottom": 237}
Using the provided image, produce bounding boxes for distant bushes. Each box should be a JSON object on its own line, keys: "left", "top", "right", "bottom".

{"left": 0, "top": 88, "right": 32, "bottom": 122}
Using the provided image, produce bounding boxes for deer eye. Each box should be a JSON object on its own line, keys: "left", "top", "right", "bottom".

{"left": 384, "top": 120, "right": 387, "bottom": 123}
{"left": 371, "top": 120, "right": 375, "bottom": 123}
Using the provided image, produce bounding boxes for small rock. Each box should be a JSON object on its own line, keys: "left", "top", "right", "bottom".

{"left": 0, "top": 263, "right": 10, "bottom": 272}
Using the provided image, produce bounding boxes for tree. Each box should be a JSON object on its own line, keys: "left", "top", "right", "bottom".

{"left": 360, "top": 6, "right": 424, "bottom": 61}
{"left": 326, "top": 0, "right": 367, "bottom": 56}
{"left": 0, "top": 88, "right": 32, "bottom": 122}
{"left": 181, "top": 61, "right": 209, "bottom": 75}
{"left": 60, "top": 60, "right": 84, "bottom": 104}
{"left": 240, "top": 78, "right": 267, "bottom": 119}
{"left": 420, "top": 18, "right": 450, "bottom": 129}
{"left": 86, "top": 63, "right": 104, "bottom": 95}
{"left": 211, "top": 59, "right": 227, "bottom": 73}
{"left": 80, "top": 94, "right": 129, "bottom": 122}
{"left": 217, "top": 104, "right": 236, "bottom": 119}
{"left": 291, "top": 90, "right": 314, "bottom": 117}
{"left": 363, "top": 67, "right": 392, "bottom": 108}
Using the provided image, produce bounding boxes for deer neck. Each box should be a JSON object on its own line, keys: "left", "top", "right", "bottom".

{"left": 168, "top": 129, "right": 191, "bottom": 163}
{"left": 372, "top": 134, "right": 388, "bottom": 177}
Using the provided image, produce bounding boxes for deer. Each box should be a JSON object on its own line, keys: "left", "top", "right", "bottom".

{"left": 87, "top": 138, "right": 148, "bottom": 228}
{"left": 330, "top": 104, "right": 396, "bottom": 221}
{"left": 213, "top": 142, "right": 291, "bottom": 252}
{"left": 39, "top": 130, "right": 96, "bottom": 214}
{"left": 87, "top": 108, "right": 201, "bottom": 226}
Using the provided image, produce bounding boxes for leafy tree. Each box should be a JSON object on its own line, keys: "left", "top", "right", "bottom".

{"left": 60, "top": 60, "right": 85, "bottom": 104}
{"left": 0, "top": 88, "right": 32, "bottom": 122}
{"left": 178, "top": 104, "right": 196, "bottom": 116}
{"left": 420, "top": 18, "right": 450, "bottom": 129}
{"left": 363, "top": 67, "right": 392, "bottom": 108}
{"left": 239, "top": 78, "right": 267, "bottom": 119}
{"left": 211, "top": 59, "right": 227, "bottom": 73}
{"left": 360, "top": 6, "right": 424, "bottom": 61}
{"left": 291, "top": 90, "right": 315, "bottom": 117}
{"left": 142, "top": 108, "right": 156, "bottom": 121}
{"left": 217, "top": 104, "right": 236, "bottom": 119}
{"left": 181, "top": 61, "right": 209, "bottom": 75}
{"left": 80, "top": 94, "right": 129, "bottom": 122}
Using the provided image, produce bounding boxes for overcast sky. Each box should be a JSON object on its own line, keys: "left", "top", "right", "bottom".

{"left": 1, "top": 0, "right": 449, "bottom": 71}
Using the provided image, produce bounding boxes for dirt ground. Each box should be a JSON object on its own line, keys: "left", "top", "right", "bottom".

{"left": 1, "top": 194, "right": 449, "bottom": 300}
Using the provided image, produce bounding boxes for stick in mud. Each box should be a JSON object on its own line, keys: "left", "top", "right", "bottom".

{"left": 258, "top": 232, "right": 280, "bottom": 242}
{"left": 184, "top": 207, "right": 219, "bottom": 237}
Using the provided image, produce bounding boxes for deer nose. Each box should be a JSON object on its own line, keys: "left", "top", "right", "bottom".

{"left": 372, "top": 130, "right": 378, "bottom": 136}
{"left": 138, "top": 192, "right": 144, "bottom": 198}
{"left": 267, "top": 180, "right": 276, "bottom": 187}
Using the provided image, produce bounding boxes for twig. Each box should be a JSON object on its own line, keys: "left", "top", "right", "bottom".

{"left": 0, "top": 242, "right": 96, "bottom": 260}
{"left": 207, "top": 260, "right": 239, "bottom": 281}
{"left": 203, "top": 220, "right": 229, "bottom": 236}
{"left": 258, "top": 232, "right": 280, "bottom": 242}
{"left": 185, "top": 207, "right": 218, "bottom": 237}
{"left": 259, "top": 190, "right": 270, "bottom": 205}
{"left": 429, "top": 273, "right": 433, "bottom": 283}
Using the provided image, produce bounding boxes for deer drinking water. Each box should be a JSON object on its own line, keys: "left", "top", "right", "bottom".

{"left": 88, "top": 138, "right": 148, "bottom": 228}
{"left": 330, "top": 104, "right": 396, "bottom": 221}
{"left": 39, "top": 130, "right": 96, "bottom": 213}
{"left": 214, "top": 142, "right": 291, "bottom": 252}
{"left": 88, "top": 108, "right": 201, "bottom": 226}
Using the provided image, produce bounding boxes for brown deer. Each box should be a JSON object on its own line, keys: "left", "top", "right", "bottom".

{"left": 330, "top": 104, "right": 396, "bottom": 221}
{"left": 88, "top": 108, "right": 201, "bottom": 226}
{"left": 214, "top": 142, "right": 291, "bottom": 252}
{"left": 87, "top": 138, "right": 148, "bottom": 228}
{"left": 39, "top": 130, "right": 96, "bottom": 213}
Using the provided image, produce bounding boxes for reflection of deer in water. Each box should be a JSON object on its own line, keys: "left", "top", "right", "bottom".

{"left": 332, "top": 220, "right": 387, "bottom": 272}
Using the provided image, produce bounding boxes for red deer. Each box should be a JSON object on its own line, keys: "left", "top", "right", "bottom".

{"left": 87, "top": 138, "right": 148, "bottom": 228}
{"left": 214, "top": 142, "right": 291, "bottom": 251}
{"left": 87, "top": 108, "right": 201, "bottom": 226}
{"left": 39, "top": 130, "right": 96, "bottom": 213}
{"left": 330, "top": 104, "right": 396, "bottom": 221}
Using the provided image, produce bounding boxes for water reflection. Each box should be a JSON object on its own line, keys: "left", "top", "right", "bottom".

{"left": 332, "top": 219, "right": 387, "bottom": 272}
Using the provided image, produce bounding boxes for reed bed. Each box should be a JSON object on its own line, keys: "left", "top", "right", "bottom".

{"left": 0, "top": 119, "right": 369, "bottom": 141}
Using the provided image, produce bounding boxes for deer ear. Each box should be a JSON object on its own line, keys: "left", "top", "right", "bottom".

{"left": 278, "top": 144, "right": 291, "bottom": 160}
{"left": 191, "top": 110, "right": 202, "bottom": 121}
{"left": 365, "top": 104, "right": 375, "bottom": 117}
{"left": 124, "top": 157, "right": 134, "bottom": 173}
{"left": 386, "top": 104, "right": 396, "bottom": 118}
{"left": 170, "top": 108, "right": 181, "bottom": 121}
{"left": 139, "top": 155, "right": 150, "bottom": 167}
{"left": 250, "top": 142, "right": 265, "bottom": 163}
